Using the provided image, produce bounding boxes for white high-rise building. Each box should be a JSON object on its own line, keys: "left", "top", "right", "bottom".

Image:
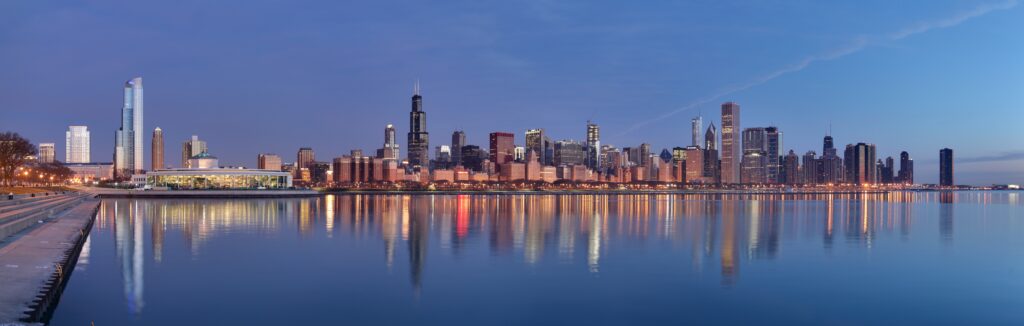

{"left": 115, "top": 77, "right": 144, "bottom": 177}
{"left": 66, "top": 125, "right": 90, "bottom": 163}
{"left": 39, "top": 143, "right": 55, "bottom": 163}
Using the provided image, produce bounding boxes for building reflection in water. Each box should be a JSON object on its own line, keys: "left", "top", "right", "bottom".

{"left": 92, "top": 191, "right": 983, "bottom": 312}
{"left": 939, "top": 191, "right": 954, "bottom": 244}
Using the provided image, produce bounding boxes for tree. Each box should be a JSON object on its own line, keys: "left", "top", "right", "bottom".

{"left": 0, "top": 132, "right": 37, "bottom": 186}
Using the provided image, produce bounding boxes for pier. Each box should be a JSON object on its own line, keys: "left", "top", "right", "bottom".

{"left": 0, "top": 192, "right": 96, "bottom": 325}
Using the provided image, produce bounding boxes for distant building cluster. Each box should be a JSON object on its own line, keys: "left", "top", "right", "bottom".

{"left": 32, "top": 77, "right": 965, "bottom": 188}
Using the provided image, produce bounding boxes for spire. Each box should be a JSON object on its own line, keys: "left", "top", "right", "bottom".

{"left": 413, "top": 79, "right": 421, "bottom": 96}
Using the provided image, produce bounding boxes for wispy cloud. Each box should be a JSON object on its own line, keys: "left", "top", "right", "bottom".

{"left": 619, "top": 0, "right": 1019, "bottom": 136}
{"left": 957, "top": 150, "right": 1024, "bottom": 163}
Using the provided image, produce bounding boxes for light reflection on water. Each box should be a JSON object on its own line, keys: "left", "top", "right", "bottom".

{"left": 50, "top": 191, "right": 1024, "bottom": 325}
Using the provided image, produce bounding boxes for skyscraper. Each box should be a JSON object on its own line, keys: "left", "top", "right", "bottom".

{"left": 765, "top": 126, "right": 782, "bottom": 183}
{"left": 451, "top": 130, "right": 466, "bottom": 166}
{"left": 898, "top": 151, "right": 914, "bottom": 184}
{"left": 691, "top": 115, "right": 703, "bottom": 148}
{"left": 720, "top": 102, "right": 741, "bottom": 183}
{"left": 525, "top": 129, "right": 546, "bottom": 166}
{"left": 258, "top": 153, "right": 282, "bottom": 171}
{"left": 844, "top": 143, "right": 877, "bottom": 185}
{"left": 939, "top": 148, "right": 954, "bottom": 186}
{"left": 151, "top": 127, "right": 164, "bottom": 171}
{"left": 586, "top": 121, "right": 600, "bottom": 169}
{"left": 740, "top": 127, "right": 766, "bottom": 184}
{"left": 38, "top": 143, "right": 55, "bottom": 163}
{"left": 489, "top": 132, "right": 515, "bottom": 165}
{"left": 115, "top": 77, "right": 144, "bottom": 177}
{"left": 407, "top": 81, "right": 430, "bottom": 167}
{"left": 821, "top": 135, "right": 843, "bottom": 184}
{"left": 65, "top": 126, "right": 90, "bottom": 163}
{"left": 383, "top": 124, "right": 400, "bottom": 160}
{"left": 297, "top": 147, "right": 315, "bottom": 170}
{"left": 783, "top": 150, "right": 800, "bottom": 184}
{"left": 802, "top": 151, "right": 818, "bottom": 185}
{"left": 705, "top": 123, "right": 717, "bottom": 150}
{"left": 182, "top": 135, "right": 208, "bottom": 168}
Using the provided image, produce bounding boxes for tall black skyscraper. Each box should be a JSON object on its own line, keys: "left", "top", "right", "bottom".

{"left": 407, "top": 81, "right": 429, "bottom": 167}
{"left": 939, "top": 148, "right": 954, "bottom": 186}
{"left": 451, "top": 130, "right": 466, "bottom": 166}
{"left": 898, "top": 151, "right": 914, "bottom": 184}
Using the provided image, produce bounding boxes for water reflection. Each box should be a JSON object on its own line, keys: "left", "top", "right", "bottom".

{"left": 88, "top": 191, "right": 1012, "bottom": 315}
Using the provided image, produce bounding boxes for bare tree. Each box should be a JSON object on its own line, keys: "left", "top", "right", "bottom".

{"left": 0, "top": 132, "right": 37, "bottom": 186}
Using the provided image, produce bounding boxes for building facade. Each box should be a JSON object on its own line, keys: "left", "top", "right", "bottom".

{"left": 115, "top": 77, "right": 144, "bottom": 177}
{"left": 65, "top": 125, "right": 90, "bottom": 163}
{"left": 586, "top": 122, "right": 600, "bottom": 169}
{"left": 720, "top": 102, "right": 741, "bottom": 183}
{"left": 939, "top": 148, "right": 954, "bottom": 186}
{"left": 451, "top": 130, "right": 466, "bottom": 166}
{"left": 182, "top": 135, "right": 208, "bottom": 168}
{"left": 740, "top": 127, "right": 766, "bottom": 184}
{"left": 898, "top": 151, "right": 914, "bottom": 184}
{"left": 407, "top": 81, "right": 430, "bottom": 167}
{"left": 765, "top": 126, "right": 782, "bottom": 183}
{"left": 151, "top": 127, "right": 164, "bottom": 170}
{"left": 844, "top": 143, "right": 877, "bottom": 185}
{"left": 489, "top": 132, "right": 515, "bottom": 165}
{"left": 258, "top": 153, "right": 282, "bottom": 171}
{"left": 383, "top": 124, "right": 400, "bottom": 160}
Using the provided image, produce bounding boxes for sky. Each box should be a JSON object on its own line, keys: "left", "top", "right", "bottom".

{"left": 1, "top": 0, "right": 1022, "bottom": 185}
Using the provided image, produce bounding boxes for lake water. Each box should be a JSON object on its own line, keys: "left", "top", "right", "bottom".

{"left": 49, "top": 192, "right": 1024, "bottom": 325}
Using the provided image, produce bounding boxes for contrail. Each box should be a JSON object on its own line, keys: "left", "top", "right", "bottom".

{"left": 619, "top": 0, "right": 1018, "bottom": 136}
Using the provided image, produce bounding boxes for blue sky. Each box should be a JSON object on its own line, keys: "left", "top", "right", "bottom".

{"left": 1, "top": 0, "right": 1021, "bottom": 185}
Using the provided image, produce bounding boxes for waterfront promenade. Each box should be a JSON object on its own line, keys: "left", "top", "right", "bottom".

{"left": 0, "top": 192, "right": 96, "bottom": 325}
{"left": 74, "top": 186, "right": 319, "bottom": 198}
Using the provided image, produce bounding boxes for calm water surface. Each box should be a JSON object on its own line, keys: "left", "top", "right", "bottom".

{"left": 50, "top": 192, "right": 1024, "bottom": 325}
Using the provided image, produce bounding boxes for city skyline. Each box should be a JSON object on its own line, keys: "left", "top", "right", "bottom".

{"left": 1, "top": 1, "right": 1022, "bottom": 185}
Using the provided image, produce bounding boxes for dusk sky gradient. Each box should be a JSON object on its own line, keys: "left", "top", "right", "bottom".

{"left": 1, "top": 0, "right": 1021, "bottom": 185}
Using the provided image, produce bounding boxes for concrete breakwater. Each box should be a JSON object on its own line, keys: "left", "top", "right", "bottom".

{"left": 0, "top": 196, "right": 98, "bottom": 325}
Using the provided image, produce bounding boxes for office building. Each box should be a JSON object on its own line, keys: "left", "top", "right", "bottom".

{"left": 489, "top": 132, "right": 515, "bottom": 166}
{"left": 802, "top": 151, "right": 818, "bottom": 184}
{"left": 765, "top": 126, "right": 782, "bottom": 183}
{"left": 844, "top": 143, "right": 877, "bottom": 185}
{"left": 114, "top": 77, "right": 144, "bottom": 177}
{"left": 525, "top": 129, "right": 546, "bottom": 166}
{"left": 898, "top": 151, "right": 914, "bottom": 184}
{"left": 38, "top": 143, "right": 55, "bottom": 163}
{"left": 297, "top": 147, "right": 315, "bottom": 170}
{"left": 691, "top": 115, "right": 703, "bottom": 148}
{"left": 820, "top": 135, "right": 842, "bottom": 184}
{"left": 66, "top": 162, "right": 114, "bottom": 182}
{"left": 407, "top": 81, "right": 430, "bottom": 167}
{"left": 741, "top": 127, "right": 767, "bottom": 184}
{"left": 258, "top": 154, "right": 282, "bottom": 171}
{"left": 451, "top": 130, "right": 466, "bottom": 166}
{"left": 460, "top": 145, "right": 486, "bottom": 171}
{"left": 554, "top": 140, "right": 586, "bottom": 166}
{"left": 783, "top": 150, "right": 800, "bottom": 184}
{"left": 151, "top": 127, "right": 164, "bottom": 170}
{"left": 181, "top": 135, "right": 208, "bottom": 169}
{"left": 383, "top": 124, "right": 400, "bottom": 160}
{"left": 586, "top": 121, "right": 600, "bottom": 169}
{"left": 720, "top": 102, "right": 741, "bottom": 183}
{"left": 65, "top": 125, "right": 90, "bottom": 163}
{"left": 705, "top": 122, "right": 717, "bottom": 150}
{"left": 940, "top": 148, "right": 954, "bottom": 186}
